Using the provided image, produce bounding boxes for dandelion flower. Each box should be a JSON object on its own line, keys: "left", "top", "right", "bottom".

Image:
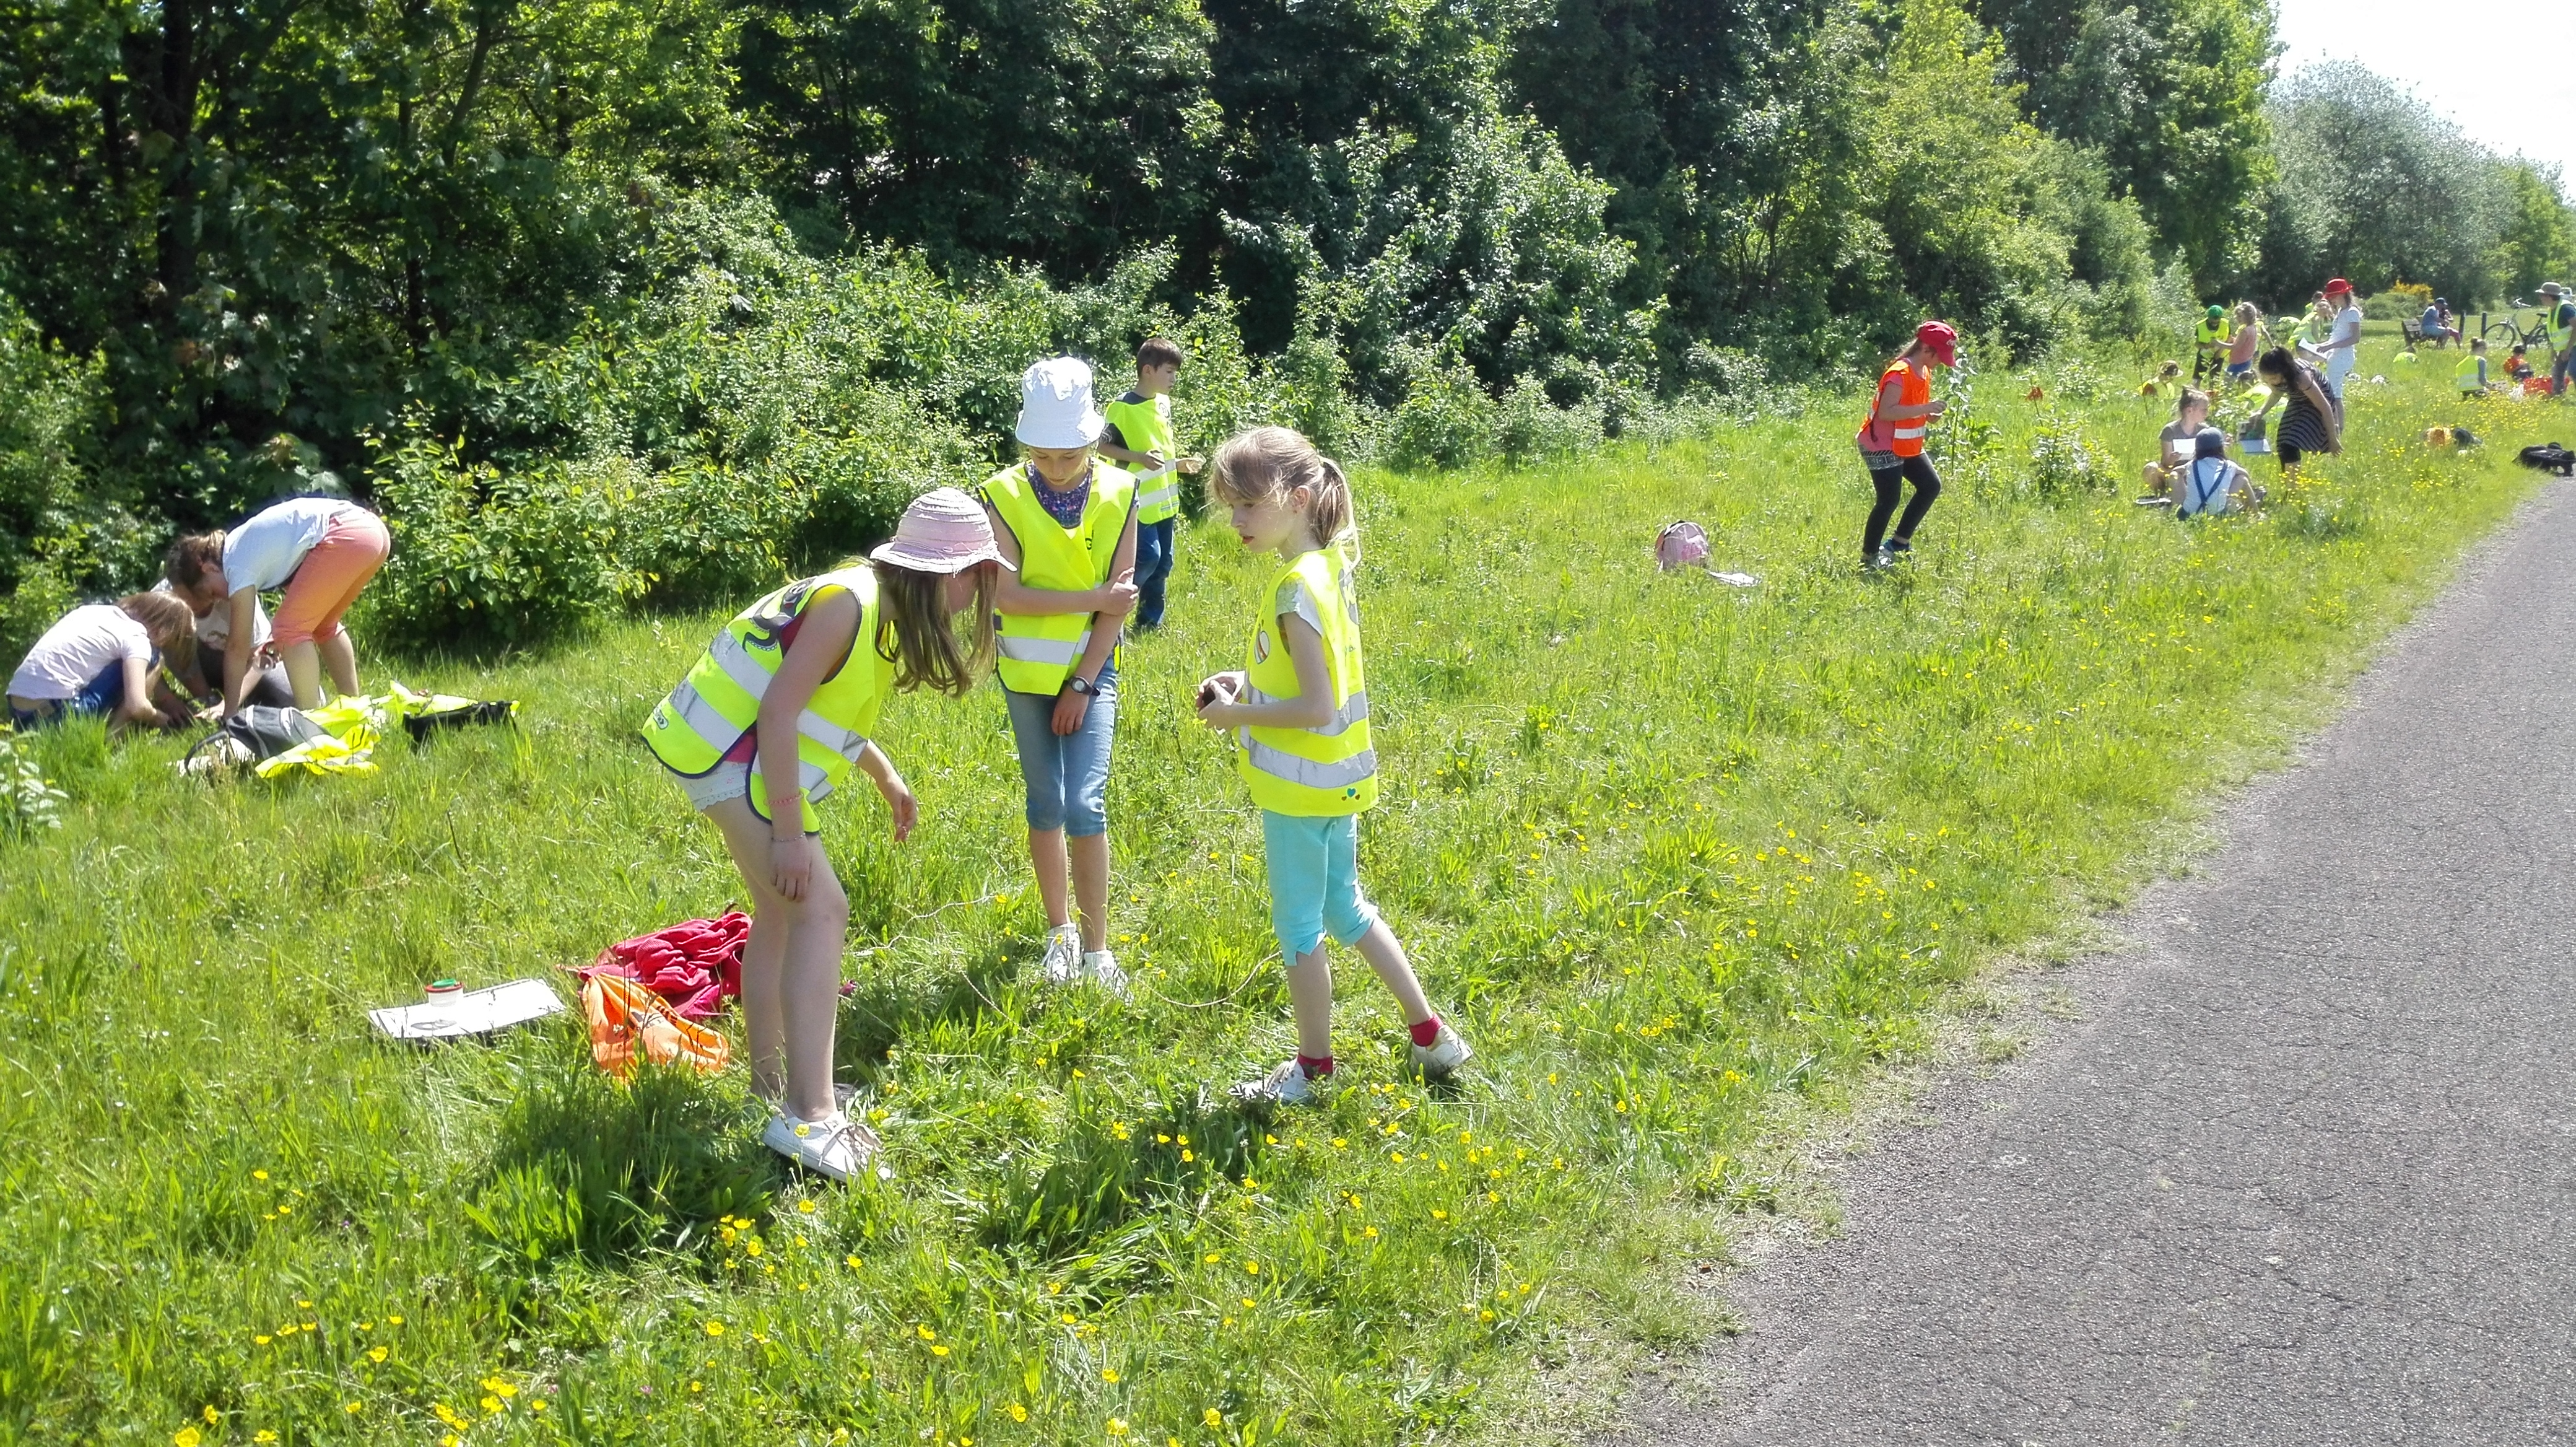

{"left": 255, "top": 1433, "right": 277, "bottom": 1444}
{"left": 1108, "top": 1420, "right": 1129, "bottom": 1437}
{"left": 1204, "top": 1409, "right": 1224, "bottom": 1427}
{"left": 253, "top": 1336, "right": 271, "bottom": 1346}
{"left": 916, "top": 1324, "right": 937, "bottom": 1340}
{"left": 174, "top": 1431, "right": 201, "bottom": 1447}
{"left": 931, "top": 1344, "right": 950, "bottom": 1357}
{"left": 368, "top": 1346, "right": 388, "bottom": 1363}
{"left": 798, "top": 1200, "right": 816, "bottom": 1214}
{"left": 387, "top": 1314, "right": 404, "bottom": 1326}
{"left": 252, "top": 1169, "right": 269, "bottom": 1181}
{"left": 1103, "top": 1368, "right": 1120, "bottom": 1383}
{"left": 704, "top": 1321, "right": 726, "bottom": 1337}
{"left": 1009, "top": 1404, "right": 1030, "bottom": 1422}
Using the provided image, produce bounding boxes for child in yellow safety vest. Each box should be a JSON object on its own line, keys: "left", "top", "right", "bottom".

{"left": 639, "top": 488, "right": 1007, "bottom": 1182}
{"left": 1193, "top": 426, "right": 1472, "bottom": 1104}
{"left": 1096, "top": 338, "right": 1205, "bottom": 631}
{"left": 2456, "top": 338, "right": 2491, "bottom": 396}
{"left": 980, "top": 357, "right": 1141, "bottom": 995}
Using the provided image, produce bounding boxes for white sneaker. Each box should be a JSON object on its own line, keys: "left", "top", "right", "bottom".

{"left": 1410, "top": 1021, "right": 1473, "bottom": 1078}
{"left": 1230, "top": 1058, "right": 1336, "bottom": 1106}
{"left": 1081, "top": 949, "right": 1130, "bottom": 1000}
{"left": 762, "top": 1110, "right": 886, "bottom": 1183}
{"left": 1038, "top": 924, "right": 1083, "bottom": 985}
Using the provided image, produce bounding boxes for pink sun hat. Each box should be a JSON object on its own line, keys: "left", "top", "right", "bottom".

{"left": 870, "top": 487, "right": 1015, "bottom": 573}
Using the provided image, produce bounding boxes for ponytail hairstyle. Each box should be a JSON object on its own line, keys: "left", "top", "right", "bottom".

{"left": 2233, "top": 301, "right": 2259, "bottom": 326}
{"left": 118, "top": 590, "right": 197, "bottom": 674}
{"left": 869, "top": 559, "right": 997, "bottom": 698}
{"left": 1209, "top": 426, "right": 1357, "bottom": 556}
{"left": 2177, "top": 387, "right": 2211, "bottom": 419}
{"left": 165, "top": 531, "right": 226, "bottom": 592}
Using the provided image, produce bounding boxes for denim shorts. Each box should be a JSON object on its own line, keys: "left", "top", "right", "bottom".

{"left": 1261, "top": 810, "right": 1380, "bottom": 965}
{"left": 9, "top": 660, "right": 128, "bottom": 729}
{"left": 1002, "top": 665, "right": 1117, "bottom": 837}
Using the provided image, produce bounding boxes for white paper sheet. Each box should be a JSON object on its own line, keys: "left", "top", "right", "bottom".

{"left": 369, "top": 978, "right": 567, "bottom": 1041}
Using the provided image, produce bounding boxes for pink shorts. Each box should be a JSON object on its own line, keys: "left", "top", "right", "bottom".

{"left": 272, "top": 509, "right": 391, "bottom": 648}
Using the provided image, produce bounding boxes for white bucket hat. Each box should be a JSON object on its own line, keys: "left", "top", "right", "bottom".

{"left": 870, "top": 487, "right": 1014, "bottom": 573}
{"left": 1014, "top": 357, "right": 1104, "bottom": 449}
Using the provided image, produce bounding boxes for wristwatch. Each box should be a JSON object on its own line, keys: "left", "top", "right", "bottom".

{"left": 1066, "top": 675, "right": 1098, "bottom": 697}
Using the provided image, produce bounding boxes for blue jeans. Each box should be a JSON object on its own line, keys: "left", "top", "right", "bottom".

{"left": 1134, "top": 517, "right": 1175, "bottom": 630}
{"left": 1261, "top": 810, "right": 1380, "bottom": 964}
{"left": 9, "top": 660, "right": 127, "bottom": 729}
{"left": 1002, "top": 665, "right": 1117, "bottom": 837}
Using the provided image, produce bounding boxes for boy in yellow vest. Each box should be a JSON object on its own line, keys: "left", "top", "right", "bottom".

{"left": 1096, "top": 338, "right": 1203, "bottom": 631}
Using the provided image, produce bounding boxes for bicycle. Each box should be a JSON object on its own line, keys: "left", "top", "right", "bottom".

{"left": 2483, "top": 304, "right": 2549, "bottom": 352}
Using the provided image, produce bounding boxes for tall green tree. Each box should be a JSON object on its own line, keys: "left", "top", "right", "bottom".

{"left": 1965, "top": 0, "right": 2274, "bottom": 287}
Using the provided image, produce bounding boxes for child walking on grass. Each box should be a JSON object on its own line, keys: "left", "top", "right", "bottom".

{"left": 642, "top": 488, "right": 1006, "bottom": 1181}
{"left": 1193, "top": 426, "right": 1470, "bottom": 1103}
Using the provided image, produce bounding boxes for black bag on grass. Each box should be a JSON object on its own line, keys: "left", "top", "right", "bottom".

{"left": 2518, "top": 443, "right": 2575, "bottom": 477}
{"left": 185, "top": 706, "right": 326, "bottom": 769}
{"left": 402, "top": 697, "right": 518, "bottom": 745}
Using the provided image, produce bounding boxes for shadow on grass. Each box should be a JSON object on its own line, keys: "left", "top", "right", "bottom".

{"left": 465, "top": 1041, "right": 773, "bottom": 1291}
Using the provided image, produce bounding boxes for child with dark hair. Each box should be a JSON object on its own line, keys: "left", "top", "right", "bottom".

{"left": 1096, "top": 338, "right": 1203, "bottom": 631}
{"left": 2250, "top": 347, "right": 2341, "bottom": 472}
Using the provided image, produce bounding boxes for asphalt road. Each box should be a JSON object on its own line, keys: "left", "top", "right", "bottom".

{"left": 1617, "top": 482, "right": 2576, "bottom": 1445}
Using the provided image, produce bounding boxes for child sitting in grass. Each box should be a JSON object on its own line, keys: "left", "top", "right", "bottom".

{"left": 2139, "top": 389, "right": 2213, "bottom": 502}
{"left": 7, "top": 592, "right": 196, "bottom": 732}
{"left": 2174, "top": 428, "right": 2261, "bottom": 518}
{"left": 1193, "top": 426, "right": 1471, "bottom": 1103}
{"left": 640, "top": 488, "right": 1006, "bottom": 1181}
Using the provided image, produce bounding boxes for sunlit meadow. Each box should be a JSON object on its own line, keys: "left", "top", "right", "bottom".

{"left": 0, "top": 333, "right": 2556, "bottom": 1444}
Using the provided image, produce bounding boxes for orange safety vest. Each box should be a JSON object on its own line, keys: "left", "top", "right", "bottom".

{"left": 1857, "top": 360, "right": 1933, "bottom": 458}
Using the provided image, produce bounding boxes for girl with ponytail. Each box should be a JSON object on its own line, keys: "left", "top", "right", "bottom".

{"left": 1193, "top": 426, "right": 1471, "bottom": 1104}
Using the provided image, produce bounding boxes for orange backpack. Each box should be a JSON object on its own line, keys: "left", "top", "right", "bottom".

{"left": 581, "top": 972, "right": 729, "bottom": 1077}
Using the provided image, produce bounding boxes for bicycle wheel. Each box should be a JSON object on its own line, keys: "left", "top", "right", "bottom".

{"left": 2484, "top": 318, "right": 2526, "bottom": 348}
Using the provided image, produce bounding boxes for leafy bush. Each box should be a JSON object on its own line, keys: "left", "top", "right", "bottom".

{"left": 1386, "top": 350, "right": 1497, "bottom": 472}
{"left": 367, "top": 436, "right": 639, "bottom": 651}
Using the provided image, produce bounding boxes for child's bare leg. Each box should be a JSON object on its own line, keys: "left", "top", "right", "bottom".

{"left": 1029, "top": 828, "right": 1072, "bottom": 930}
{"left": 1069, "top": 833, "right": 1111, "bottom": 951}
{"left": 1351, "top": 922, "right": 1433, "bottom": 1028}
{"left": 1286, "top": 946, "right": 1334, "bottom": 1059}
{"left": 709, "top": 797, "right": 849, "bottom": 1122}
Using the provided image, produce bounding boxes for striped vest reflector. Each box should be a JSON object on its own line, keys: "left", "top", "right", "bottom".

{"left": 641, "top": 567, "right": 892, "bottom": 833}
{"left": 1102, "top": 393, "right": 1183, "bottom": 523}
{"left": 1856, "top": 360, "right": 1932, "bottom": 458}
{"left": 2456, "top": 354, "right": 2487, "bottom": 393}
{"left": 981, "top": 461, "right": 1134, "bottom": 694}
{"left": 1236, "top": 546, "right": 1377, "bottom": 816}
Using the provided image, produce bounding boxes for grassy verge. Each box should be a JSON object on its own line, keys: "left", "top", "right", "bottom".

{"left": 1, "top": 336, "right": 2556, "bottom": 1445}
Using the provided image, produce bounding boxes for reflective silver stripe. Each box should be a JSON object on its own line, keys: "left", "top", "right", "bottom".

{"left": 706, "top": 630, "right": 774, "bottom": 698}
{"left": 659, "top": 680, "right": 743, "bottom": 748}
{"left": 996, "top": 629, "right": 1092, "bottom": 665}
{"left": 797, "top": 710, "right": 864, "bottom": 759}
{"left": 1892, "top": 423, "right": 1926, "bottom": 439}
{"left": 1138, "top": 481, "right": 1180, "bottom": 510}
{"left": 1245, "top": 684, "right": 1370, "bottom": 737}
{"left": 1242, "top": 738, "right": 1377, "bottom": 792}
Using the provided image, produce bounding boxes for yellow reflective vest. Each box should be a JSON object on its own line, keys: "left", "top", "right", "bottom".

{"left": 2456, "top": 354, "right": 2487, "bottom": 393}
{"left": 2551, "top": 302, "right": 2575, "bottom": 352}
{"left": 1102, "top": 391, "right": 1182, "bottom": 523}
{"left": 980, "top": 461, "right": 1135, "bottom": 695}
{"left": 641, "top": 568, "right": 892, "bottom": 833}
{"left": 2195, "top": 318, "right": 2230, "bottom": 351}
{"left": 1235, "top": 547, "right": 1376, "bottom": 816}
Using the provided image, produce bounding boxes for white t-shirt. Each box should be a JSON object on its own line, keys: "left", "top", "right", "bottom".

{"left": 2177, "top": 457, "right": 2246, "bottom": 517}
{"left": 7, "top": 605, "right": 154, "bottom": 700}
{"left": 222, "top": 497, "right": 355, "bottom": 595}
{"left": 151, "top": 578, "right": 272, "bottom": 652}
{"left": 2326, "top": 305, "right": 2363, "bottom": 390}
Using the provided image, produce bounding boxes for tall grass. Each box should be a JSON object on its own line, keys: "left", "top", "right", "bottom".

{"left": 0, "top": 338, "right": 2553, "bottom": 1444}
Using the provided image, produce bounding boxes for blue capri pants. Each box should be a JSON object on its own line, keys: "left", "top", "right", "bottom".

{"left": 1262, "top": 810, "right": 1381, "bottom": 965}
{"left": 1001, "top": 665, "right": 1118, "bottom": 837}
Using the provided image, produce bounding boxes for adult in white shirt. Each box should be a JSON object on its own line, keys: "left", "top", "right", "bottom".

{"left": 2299, "top": 276, "right": 2364, "bottom": 409}
{"left": 151, "top": 575, "right": 292, "bottom": 709}
{"left": 162, "top": 496, "right": 392, "bottom": 711}
{"left": 7, "top": 593, "right": 197, "bottom": 732}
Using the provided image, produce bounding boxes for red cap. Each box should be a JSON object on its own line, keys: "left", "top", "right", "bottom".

{"left": 1914, "top": 320, "right": 1958, "bottom": 366}
{"left": 2323, "top": 277, "right": 2354, "bottom": 297}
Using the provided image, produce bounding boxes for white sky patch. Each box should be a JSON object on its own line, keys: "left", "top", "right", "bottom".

{"left": 2273, "top": 0, "right": 2576, "bottom": 192}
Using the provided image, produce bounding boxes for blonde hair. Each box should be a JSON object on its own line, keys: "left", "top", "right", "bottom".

{"left": 2233, "top": 302, "right": 2259, "bottom": 325}
{"left": 1209, "top": 426, "right": 1355, "bottom": 551}
{"left": 118, "top": 590, "right": 196, "bottom": 673}
{"left": 869, "top": 559, "right": 996, "bottom": 697}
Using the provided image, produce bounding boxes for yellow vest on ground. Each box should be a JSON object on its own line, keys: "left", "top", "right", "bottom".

{"left": 1236, "top": 546, "right": 1376, "bottom": 816}
{"left": 980, "top": 462, "right": 1135, "bottom": 694}
{"left": 642, "top": 568, "right": 892, "bottom": 833}
{"left": 2456, "top": 354, "right": 2487, "bottom": 393}
{"left": 1102, "top": 392, "right": 1182, "bottom": 523}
